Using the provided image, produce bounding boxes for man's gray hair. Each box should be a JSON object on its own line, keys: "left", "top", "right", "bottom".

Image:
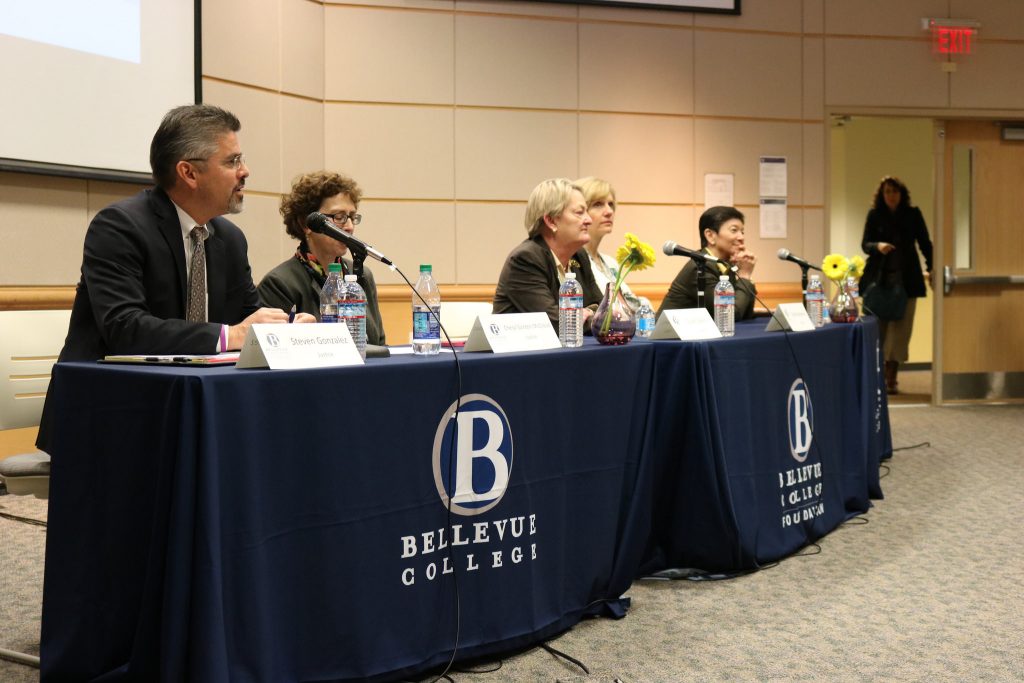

{"left": 150, "top": 104, "right": 241, "bottom": 189}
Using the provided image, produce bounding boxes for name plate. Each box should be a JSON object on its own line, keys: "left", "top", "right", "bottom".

{"left": 651, "top": 308, "right": 723, "bottom": 340}
{"left": 237, "top": 323, "right": 364, "bottom": 369}
{"left": 765, "top": 303, "right": 816, "bottom": 332}
{"left": 463, "top": 313, "right": 561, "bottom": 353}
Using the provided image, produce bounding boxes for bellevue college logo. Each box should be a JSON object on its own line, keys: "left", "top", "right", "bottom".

{"left": 432, "top": 394, "right": 514, "bottom": 516}
{"left": 787, "top": 378, "right": 813, "bottom": 462}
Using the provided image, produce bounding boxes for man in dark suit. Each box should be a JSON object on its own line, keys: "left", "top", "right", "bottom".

{"left": 39, "top": 104, "right": 312, "bottom": 449}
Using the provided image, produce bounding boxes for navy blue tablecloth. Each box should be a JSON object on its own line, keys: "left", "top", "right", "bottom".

{"left": 634, "top": 319, "right": 889, "bottom": 574}
{"left": 39, "top": 319, "right": 889, "bottom": 682}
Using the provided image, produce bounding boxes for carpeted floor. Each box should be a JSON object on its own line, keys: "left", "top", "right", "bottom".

{"left": 2, "top": 404, "right": 1022, "bottom": 682}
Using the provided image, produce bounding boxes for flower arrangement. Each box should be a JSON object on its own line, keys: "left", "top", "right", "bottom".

{"left": 597, "top": 233, "right": 656, "bottom": 337}
{"left": 820, "top": 253, "right": 865, "bottom": 323}
{"left": 821, "top": 253, "right": 865, "bottom": 283}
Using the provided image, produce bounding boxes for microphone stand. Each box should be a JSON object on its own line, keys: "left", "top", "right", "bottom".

{"left": 696, "top": 259, "right": 707, "bottom": 312}
{"left": 800, "top": 265, "right": 809, "bottom": 306}
{"left": 350, "top": 247, "right": 367, "bottom": 278}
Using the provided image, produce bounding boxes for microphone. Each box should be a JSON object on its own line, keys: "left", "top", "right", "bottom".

{"left": 662, "top": 241, "right": 723, "bottom": 265}
{"left": 777, "top": 248, "right": 821, "bottom": 271}
{"left": 306, "top": 212, "right": 393, "bottom": 267}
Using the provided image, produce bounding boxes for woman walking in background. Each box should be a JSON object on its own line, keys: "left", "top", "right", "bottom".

{"left": 861, "top": 176, "right": 933, "bottom": 394}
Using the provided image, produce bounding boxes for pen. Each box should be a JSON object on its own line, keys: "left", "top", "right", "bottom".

{"left": 287, "top": 304, "right": 296, "bottom": 323}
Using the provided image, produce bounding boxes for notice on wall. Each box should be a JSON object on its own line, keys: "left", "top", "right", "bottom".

{"left": 704, "top": 173, "right": 734, "bottom": 209}
{"left": 760, "top": 198, "right": 787, "bottom": 239}
{"left": 759, "top": 156, "right": 787, "bottom": 198}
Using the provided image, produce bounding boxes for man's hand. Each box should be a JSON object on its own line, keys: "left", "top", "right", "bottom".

{"left": 877, "top": 242, "right": 896, "bottom": 255}
{"left": 226, "top": 307, "right": 312, "bottom": 349}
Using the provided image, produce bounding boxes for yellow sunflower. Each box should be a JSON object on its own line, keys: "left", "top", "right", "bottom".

{"left": 822, "top": 254, "right": 850, "bottom": 282}
{"left": 849, "top": 255, "right": 866, "bottom": 279}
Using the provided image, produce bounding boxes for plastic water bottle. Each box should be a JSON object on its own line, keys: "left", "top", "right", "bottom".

{"left": 713, "top": 275, "right": 735, "bottom": 337}
{"left": 635, "top": 300, "right": 656, "bottom": 338}
{"left": 846, "top": 275, "right": 861, "bottom": 316}
{"left": 806, "top": 274, "right": 825, "bottom": 328}
{"left": 412, "top": 264, "right": 441, "bottom": 355}
{"left": 320, "top": 262, "right": 343, "bottom": 324}
{"left": 340, "top": 274, "right": 367, "bottom": 359}
{"left": 558, "top": 272, "right": 584, "bottom": 348}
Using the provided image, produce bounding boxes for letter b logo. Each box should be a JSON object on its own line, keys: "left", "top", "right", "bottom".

{"left": 787, "top": 378, "right": 814, "bottom": 462}
{"left": 432, "top": 394, "right": 514, "bottom": 515}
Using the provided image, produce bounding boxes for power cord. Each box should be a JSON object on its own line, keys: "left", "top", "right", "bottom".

{"left": 0, "top": 510, "right": 47, "bottom": 527}
{"left": 394, "top": 265, "right": 465, "bottom": 683}
{"left": 541, "top": 642, "right": 590, "bottom": 675}
{"left": 892, "top": 441, "right": 930, "bottom": 452}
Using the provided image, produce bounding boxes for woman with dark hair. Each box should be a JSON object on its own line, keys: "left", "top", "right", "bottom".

{"left": 657, "top": 205, "right": 758, "bottom": 320}
{"left": 861, "top": 176, "right": 933, "bottom": 394}
{"left": 258, "top": 171, "right": 386, "bottom": 345}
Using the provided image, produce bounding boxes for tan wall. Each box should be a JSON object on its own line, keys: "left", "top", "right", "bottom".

{"left": 2, "top": 0, "right": 1024, "bottom": 345}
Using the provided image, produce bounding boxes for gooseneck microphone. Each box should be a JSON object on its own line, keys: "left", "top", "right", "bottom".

{"left": 777, "top": 248, "right": 821, "bottom": 271}
{"left": 663, "top": 241, "right": 723, "bottom": 265}
{"left": 306, "top": 211, "right": 394, "bottom": 267}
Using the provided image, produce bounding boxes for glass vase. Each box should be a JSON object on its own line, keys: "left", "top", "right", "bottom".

{"left": 592, "top": 283, "right": 636, "bottom": 345}
{"left": 829, "top": 279, "right": 860, "bottom": 324}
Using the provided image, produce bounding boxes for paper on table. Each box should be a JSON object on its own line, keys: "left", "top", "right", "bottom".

{"left": 101, "top": 352, "right": 241, "bottom": 366}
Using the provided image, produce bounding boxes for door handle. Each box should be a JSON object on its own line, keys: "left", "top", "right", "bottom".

{"left": 944, "top": 266, "right": 1024, "bottom": 294}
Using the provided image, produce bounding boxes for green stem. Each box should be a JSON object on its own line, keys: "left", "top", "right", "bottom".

{"left": 600, "top": 258, "right": 636, "bottom": 336}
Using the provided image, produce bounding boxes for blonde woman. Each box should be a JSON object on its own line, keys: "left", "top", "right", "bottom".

{"left": 493, "top": 178, "right": 603, "bottom": 332}
{"left": 575, "top": 177, "right": 650, "bottom": 313}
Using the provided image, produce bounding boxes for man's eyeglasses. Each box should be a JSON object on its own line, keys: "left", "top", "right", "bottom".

{"left": 186, "top": 153, "right": 246, "bottom": 170}
{"left": 325, "top": 212, "right": 362, "bottom": 226}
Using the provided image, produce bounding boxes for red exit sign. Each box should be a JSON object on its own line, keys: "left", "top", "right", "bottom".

{"left": 933, "top": 25, "right": 975, "bottom": 54}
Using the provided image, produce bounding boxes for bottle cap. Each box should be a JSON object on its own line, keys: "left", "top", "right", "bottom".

{"left": 419, "top": 264, "right": 432, "bottom": 272}
{"left": 328, "top": 263, "right": 343, "bottom": 273}
{"left": 344, "top": 274, "right": 357, "bottom": 282}
{"left": 565, "top": 272, "right": 576, "bottom": 279}
{"left": 720, "top": 274, "right": 729, "bottom": 280}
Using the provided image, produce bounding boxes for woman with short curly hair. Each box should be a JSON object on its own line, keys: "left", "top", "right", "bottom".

{"left": 258, "top": 171, "right": 386, "bottom": 345}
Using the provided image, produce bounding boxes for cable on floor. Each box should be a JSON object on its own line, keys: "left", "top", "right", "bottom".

{"left": 541, "top": 642, "right": 590, "bottom": 675}
{"left": 0, "top": 511, "right": 46, "bottom": 527}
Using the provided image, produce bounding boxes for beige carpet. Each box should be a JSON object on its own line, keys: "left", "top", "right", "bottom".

{"left": 3, "top": 404, "right": 1022, "bottom": 682}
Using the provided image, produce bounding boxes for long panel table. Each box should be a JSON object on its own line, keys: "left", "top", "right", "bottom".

{"left": 39, "top": 319, "right": 890, "bottom": 682}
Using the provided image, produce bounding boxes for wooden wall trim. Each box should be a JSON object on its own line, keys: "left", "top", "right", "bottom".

{"left": 0, "top": 286, "right": 76, "bottom": 311}
{"left": 0, "top": 282, "right": 804, "bottom": 311}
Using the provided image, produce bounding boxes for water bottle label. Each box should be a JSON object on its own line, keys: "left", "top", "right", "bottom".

{"left": 559, "top": 295, "right": 583, "bottom": 310}
{"left": 413, "top": 307, "right": 441, "bottom": 340}
{"left": 638, "top": 317, "right": 655, "bottom": 333}
{"left": 321, "top": 313, "right": 337, "bottom": 324}
{"left": 715, "top": 294, "right": 735, "bottom": 306}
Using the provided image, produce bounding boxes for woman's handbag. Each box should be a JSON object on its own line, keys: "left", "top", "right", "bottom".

{"left": 861, "top": 260, "right": 908, "bottom": 321}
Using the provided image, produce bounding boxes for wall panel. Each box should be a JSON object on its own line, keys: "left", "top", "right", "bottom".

{"left": 578, "top": 113, "right": 694, "bottom": 205}
{"left": 578, "top": 22, "right": 693, "bottom": 115}
{"left": 952, "top": 44, "right": 1024, "bottom": 110}
{"left": 202, "top": 0, "right": 280, "bottom": 90}
{"left": 695, "top": 31, "right": 803, "bottom": 119}
{"left": 455, "top": 14, "right": 578, "bottom": 109}
{"left": 693, "top": 118, "right": 804, "bottom": 205}
{"left": 327, "top": 5, "right": 454, "bottom": 104}
{"left": 824, "top": 39, "right": 948, "bottom": 108}
{"left": 0, "top": 174, "right": 87, "bottom": 284}
{"left": 325, "top": 104, "right": 455, "bottom": 199}
{"left": 455, "top": 202, "right": 526, "bottom": 283}
{"left": 282, "top": 0, "right": 324, "bottom": 99}
{"left": 359, "top": 200, "right": 457, "bottom": 286}
{"left": 454, "top": 108, "right": 578, "bottom": 201}
{"left": 281, "top": 97, "right": 325, "bottom": 190}
{"left": 203, "top": 80, "right": 284, "bottom": 195}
